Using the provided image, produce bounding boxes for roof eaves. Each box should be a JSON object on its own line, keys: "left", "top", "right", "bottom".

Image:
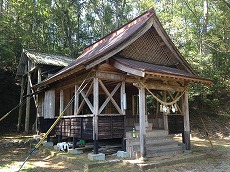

{"left": 32, "top": 65, "right": 85, "bottom": 89}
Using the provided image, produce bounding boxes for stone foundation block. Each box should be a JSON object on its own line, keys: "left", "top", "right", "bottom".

{"left": 117, "top": 151, "right": 128, "bottom": 158}
{"left": 88, "top": 153, "right": 105, "bottom": 161}
{"left": 42, "top": 141, "right": 54, "bottom": 147}
{"left": 53, "top": 145, "right": 59, "bottom": 151}
{"left": 68, "top": 148, "right": 83, "bottom": 155}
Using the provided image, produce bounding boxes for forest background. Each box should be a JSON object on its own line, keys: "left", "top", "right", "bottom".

{"left": 0, "top": 0, "right": 229, "bottom": 132}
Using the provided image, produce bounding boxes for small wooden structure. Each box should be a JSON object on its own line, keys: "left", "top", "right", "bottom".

{"left": 16, "top": 49, "right": 73, "bottom": 133}
{"left": 31, "top": 9, "right": 211, "bottom": 157}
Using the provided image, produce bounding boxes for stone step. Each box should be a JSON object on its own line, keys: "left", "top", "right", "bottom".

{"left": 129, "top": 140, "right": 180, "bottom": 153}
{"left": 146, "top": 149, "right": 183, "bottom": 158}
{"left": 146, "top": 130, "right": 169, "bottom": 137}
{"left": 146, "top": 140, "right": 179, "bottom": 147}
{"left": 146, "top": 143, "right": 180, "bottom": 152}
{"left": 126, "top": 135, "right": 175, "bottom": 146}
{"left": 126, "top": 130, "right": 170, "bottom": 139}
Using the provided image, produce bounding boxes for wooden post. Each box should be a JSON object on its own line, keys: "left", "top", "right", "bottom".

{"left": 25, "top": 73, "right": 31, "bottom": 133}
{"left": 73, "top": 137, "right": 78, "bottom": 148}
{"left": 182, "top": 91, "right": 191, "bottom": 150}
{"left": 37, "top": 67, "right": 41, "bottom": 83}
{"left": 58, "top": 135, "right": 62, "bottom": 143}
{"left": 93, "top": 78, "right": 99, "bottom": 154}
{"left": 74, "top": 85, "right": 79, "bottom": 116}
{"left": 60, "top": 89, "right": 64, "bottom": 114}
{"left": 17, "top": 77, "right": 25, "bottom": 132}
{"left": 34, "top": 67, "right": 42, "bottom": 133}
{"left": 139, "top": 86, "right": 146, "bottom": 158}
{"left": 120, "top": 81, "right": 126, "bottom": 115}
{"left": 120, "top": 81, "right": 126, "bottom": 151}
{"left": 163, "top": 91, "right": 168, "bottom": 132}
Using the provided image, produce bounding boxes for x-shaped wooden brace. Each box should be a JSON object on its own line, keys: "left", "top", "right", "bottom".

{"left": 98, "top": 80, "right": 122, "bottom": 114}
{"left": 76, "top": 82, "right": 94, "bottom": 115}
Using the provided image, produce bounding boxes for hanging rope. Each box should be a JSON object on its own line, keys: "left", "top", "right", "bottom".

{"left": 18, "top": 72, "right": 94, "bottom": 171}
{"left": 140, "top": 82, "right": 186, "bottom": 106}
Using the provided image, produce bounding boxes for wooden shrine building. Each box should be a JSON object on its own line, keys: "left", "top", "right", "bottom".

{"left": 31, "top": 9, "right": 212, "bottom": 158}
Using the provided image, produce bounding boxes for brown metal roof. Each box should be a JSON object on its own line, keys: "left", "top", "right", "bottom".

{"left": 112, "top": 57, "right": 212, "bottom": 84}
{"left": 33, "top": 8, "right": 211, "bottom": 88}
{"left": 34, "top": 9, "right": 154, "bottom": 88}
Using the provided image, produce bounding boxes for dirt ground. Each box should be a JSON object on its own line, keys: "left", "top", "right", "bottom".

{"left": 0, "top": 133, "right": 229, "bottom": 172}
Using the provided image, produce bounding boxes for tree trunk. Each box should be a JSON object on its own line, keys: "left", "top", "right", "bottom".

{"left": 0, "top": 0, "right": 3, "bottom": 14}
{"left": 200, "top": 0, "right": 208, "bottom": 54}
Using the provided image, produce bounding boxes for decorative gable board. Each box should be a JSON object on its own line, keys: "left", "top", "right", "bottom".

{"left": 119, "top": 27, "right": 178, "bottom": 67}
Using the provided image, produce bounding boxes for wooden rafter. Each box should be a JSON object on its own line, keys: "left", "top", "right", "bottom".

{"left": 98, "top": 80, "right": 123, "bottom": 114}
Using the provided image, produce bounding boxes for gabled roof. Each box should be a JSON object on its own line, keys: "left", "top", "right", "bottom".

{"left": 33, "top": 8, "right": 211, "bottom": 88}
{"left": 16, "top": 49, "right": 73, "bottom": 77}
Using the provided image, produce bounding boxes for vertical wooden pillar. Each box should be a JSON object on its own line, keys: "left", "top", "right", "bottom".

{"left": 34, "top": 67, "right": 42, "bottom": 133}
{"left": 25, "top": 73, "right": 31, "bottom": 133}
{"left": 17, "top": 77, "right": 25, "bottom": 132}
{"left": 120, "top": 81, "right": 126, "bottom": 151}
{"left": 120, "top": 81, "right": 126, "bottom": 115}
{"left": 139, "top": 86, "right": 146, "bottom": 158}
{"left": 73, "top": 137, "right": 78, "bottom": 148}
{"left": 163, "top": 91, "right": 168, "bottom": 131}
{"left": 182, "top": 91, "right": 191, "bottom": 150}
{"left": 60, "top": 89, "right": 64, "bottom": 114}
{"left": 37, "top": 67, "right": 42, "bottom": 83}
{"left": 74, "top": 85, "right": 79, "bottom": 116}
{"left": 93, "top": 78, "right": 99, "bottom": 154}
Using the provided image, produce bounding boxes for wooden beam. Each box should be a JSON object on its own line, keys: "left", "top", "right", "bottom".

{"left": 74, "top": 85, "right": 79, "bottom": 116}
{"left": 120, "top": 81, "right": 126, "bottom": 115}
{"left": 93, "top": 77, "right": 99, "bottom": 153}
{"left": 163, "top": 91, "right": 168, "bottom": 132}
{"left": 33, "top": 65, "right": 85, "bottom": 90}
{"left": 145, "top": 81, "right": 185, "bottom": 92}
{"left": 17, "top": 77, "right": 25, "bottom": 132}
{"left": 139, "top": 87, "right": 146, "bottom": 158}
{"left": 99, "top": 82, "right": 121, "bottom": 114}
{"left": 96, "top": 71, "right": 124, "bottom": 81}
{"left": 55, "top": 71, "right": 94, "bottom": 90}
{"left": 37, "top": 67, "right": 41, "bottom": 83}
{"left": 59, "top": 89, "right": 64, "bottom": 114}
{"left": 146, "top": 72, "right": 212, "bottom": 85}
{"left": 25, "top": 73, "right": 31, "bottom": 133}
{"left": 112, "top": 61, "right": 145, "bottom": 77}
{"left": 182, "top": 91, "right": 191, "bottom": 150}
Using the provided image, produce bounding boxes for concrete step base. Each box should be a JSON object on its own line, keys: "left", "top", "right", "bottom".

{"left": 146, "top": 149, "right": 183, "bottom": 158}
